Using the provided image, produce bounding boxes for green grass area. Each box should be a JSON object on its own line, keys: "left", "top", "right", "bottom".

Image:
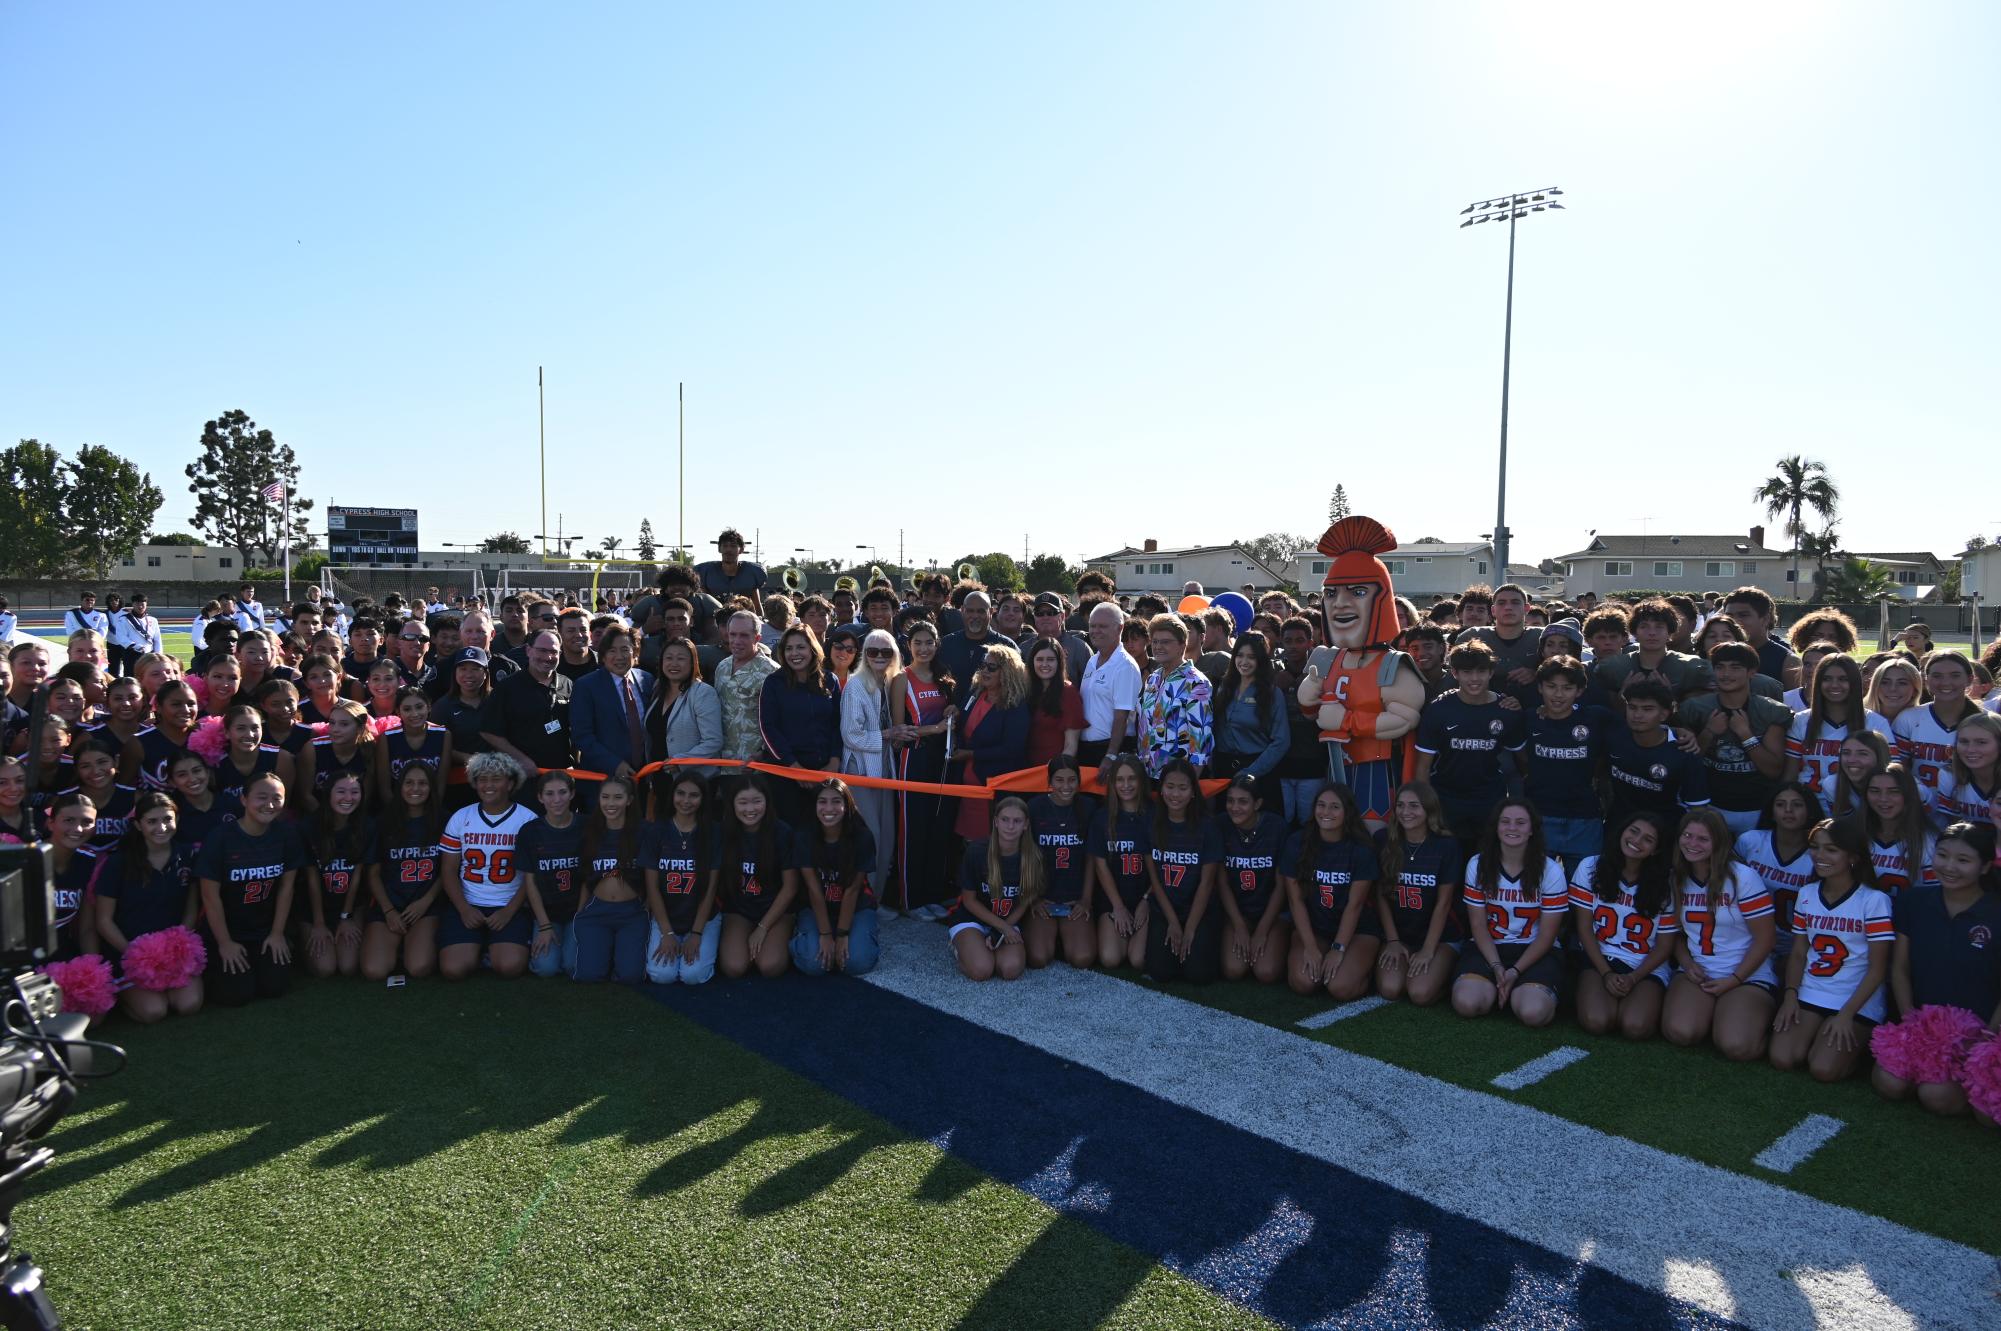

{"left": 157, "top": 628, "right": 193, "bottom": 666}
{"left": 20, "top": 979, "right": 1273, "bottom": 1331}
{"left": 1137, "top": 973, "right": 2001, "bottom": 1255}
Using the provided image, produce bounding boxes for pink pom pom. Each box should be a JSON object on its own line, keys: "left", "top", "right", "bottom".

{"left": 120, "top": 926, "right": 208, "bottom": 991}
{"left": 188, "top": 674, "right": 209, "bottom": 707}
{"left": 1961, "top": 1035, "right": 2001, "bottom": 1121}
{"left": 368, "top": 714, "right": 400, "bottom": 738}
{"left": 305, "top": 721, "right": 330, "bottom": 739}
{"left": 1870, "top": 1004, "right": 1988, "bottom": 1083}
{"left": 187, "top": 716, "right": 231, "bottom": 764}
{"left": 42, "top": 955, "right": 117, "bottom": 1019}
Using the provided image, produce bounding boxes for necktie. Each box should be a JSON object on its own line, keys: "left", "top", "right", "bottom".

{"left": 622, "top": 675, "right": 645, "bottom": 764}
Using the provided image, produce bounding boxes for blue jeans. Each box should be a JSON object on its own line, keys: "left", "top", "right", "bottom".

{"left": 529, "top": 921, "right": 581, "bottom": 978}
{"left": 570, "top": 898, "right": 650, "bottom": 983}
{"left": 791, "top": 906, "right": 881, "bottom": 976}
{"left": 1280, "top": 778, "right": 1323, "bottom": 826}
{"left": 646, "top": 917, "right": 720, "bottom": 984}
{"left": 1542, "top": 816, "right": 1604, "bottom": 877}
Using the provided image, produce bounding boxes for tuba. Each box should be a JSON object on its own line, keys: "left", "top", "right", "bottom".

{"left": 868, "top": 564, "right": 886, "bottom": 586}
{"left": 833, "top": 574, "right": 860, "bottom": 595}
{"left": 956, "top": 562, "right": 976, "bottom": 582}
{"left": 780, "top": 567, "right": 804, "bottom": 593}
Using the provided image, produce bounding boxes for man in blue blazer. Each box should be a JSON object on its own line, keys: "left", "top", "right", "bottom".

{"left": 570, "top": 637, "right": 656, "bottom": 781}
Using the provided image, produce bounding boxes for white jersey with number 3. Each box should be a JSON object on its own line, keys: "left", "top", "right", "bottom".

{"left": 1791, "top": 881, "right": 1893, "bottom": 1021}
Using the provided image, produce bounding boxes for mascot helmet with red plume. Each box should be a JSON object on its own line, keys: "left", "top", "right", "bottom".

{"left": 1314, "top": 516, "right": 1401, "bottom": 650}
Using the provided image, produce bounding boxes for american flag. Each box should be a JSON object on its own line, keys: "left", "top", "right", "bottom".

{"left": 260, "top": 481, "right": 286, "bottom": 505}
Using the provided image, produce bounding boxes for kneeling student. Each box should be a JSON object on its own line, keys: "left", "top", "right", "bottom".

{"left": 951, "top": 795, "right": 1041, "bottom": 981}
{"left": 1570, "top": 811, "right": 1678, "bottom": 1040}
{"left": 1453, "top": 799, "right": 1566, "bottom": 1026}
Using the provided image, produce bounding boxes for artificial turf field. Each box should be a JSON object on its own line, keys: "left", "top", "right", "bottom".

{"left": 19, "top": 919, "right": 2000, "bottom": 1331}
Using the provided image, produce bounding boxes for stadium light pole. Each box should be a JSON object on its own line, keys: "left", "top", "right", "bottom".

{"left": 1459, "top": 186, "right": 1564, "bottom": 577}
{"left": 538, "top": 367, "right": 548, "bottom": 558}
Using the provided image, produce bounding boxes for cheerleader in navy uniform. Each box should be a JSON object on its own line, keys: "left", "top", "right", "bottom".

{"left": 298, "top": 654, "right": 344, "bottom": 726}
{"left": 92, "top": 792, "right": 202, "bottom": 1022}
{"left": 1871, "top": 821, "right": 2001, "bottom": 1115}
{"left": 1214, "top": 774, "right": 1290, "bottom": 984}
{"left": 168, "top": 750, "right": 240, "bottom": 857}
{"left": 1375, "top": 782, "right": 1464, "bottom": 1007}
{"left": 1144, "top": 760, "right": 1223, "bottom": 984}
{"left": 65, "top": 733, "right": 136, "bottom": 850}
{"left": 1283, "top": 782, "right": 1381, "bottom": 999}
{"left": 1025, "top": 757, "right": 1098, "bottom": 969}
{"left": 1570, "top": 811, "right": 1679, "bottom": 1040}
{"left": 950, "top": 796, "right": 1042, "bottom": 982}
{"left": 0, "top": 757, "right": 33, "bottom": 845}
{"left": 213, "top": 705, "right": 295, "bottom": 807}
{"left": 302, "top": 772, "right": 370, "bottom": 977}
{"left": 136, "top": 680, "right": 201, "bottom": 791}
{"left": 791, "top": 778, "right": 883, "bottom": 976}
{"left": 361, "top": 764, "right": 446, "bottom": 981}
{"left": 254, "top": 679, "right": 313, "bottom": 803}
{"left": 1089, "top": 755, "right": 1154, "bottom": 969}
{"left": 643, "top": 772, "right": 717, "bottom": 984}
{"left": 43, "top": 792, "right": 100, "bottom": 959}
{"left": 361, "top": 658, "right": 403, "bottom": 721}
{"left": 568, "top": 776, "right": 656, "bottom": 984}
{"left": 300, "top": 699, "right": 376, "bottom": 813}
{"left": 1452, "top": 799, "right": 1567, "bottom": 1026}
{"left": 195, "top": 772, "right": 301, "bottom": 1005}
{"left": 520, "top": 771, "right": 585, "bottom": 978}
{"left": 712, "top": 775, "right": 799, "bottom": 979}
{"left": 375, "top": 686, "right": 452, "bottom": 814}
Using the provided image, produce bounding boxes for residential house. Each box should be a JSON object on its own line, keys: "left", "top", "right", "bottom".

{"left": 1840, "top": 551, "right": 1950, "bottom": 601}
{"left": 1285, "top": 540, "right": 1494, "bottom": 600}
{"left": 1085, "top": 541, "right": 1288, "bottom": 595}
{"left": 1555, "top": 528, "right": 1794, "bottom": 600}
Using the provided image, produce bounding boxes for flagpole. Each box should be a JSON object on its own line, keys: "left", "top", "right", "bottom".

{"left": 677, "top": 381, "right": 685, "bottom": 560}
{"left": 282, "top": 489, "right": 293, "bottom": 605}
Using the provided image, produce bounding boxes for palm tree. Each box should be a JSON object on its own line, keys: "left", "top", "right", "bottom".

{"left": 1822, "top": 557, "right": 1897, "bottom": 604}
{"left": 1753, "top": 455, "right": 1840, "bottom": 595}
{"left": 1797, "top": 522, "right": 1842, "bottom": 599}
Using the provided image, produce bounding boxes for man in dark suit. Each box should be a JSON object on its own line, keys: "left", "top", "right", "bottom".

{"left": 570, "top": 626, "right": 654, "bottom": 782}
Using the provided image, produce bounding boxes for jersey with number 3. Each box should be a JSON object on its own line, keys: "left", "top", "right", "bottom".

{"left": 1568, "top": 858, "right": 1680, "bottom": 967}
{"left": 1673, "top": 863, "right": 1774, "bottom": 976}
{"left": 1463, "top": 855, "right": 1567, "bottom": 944}
{"left": 439, "top": 803, "right": 538, "bottom": 909}
{"left": 1792, "top": 881, "right": 1894, "bottom": 1020}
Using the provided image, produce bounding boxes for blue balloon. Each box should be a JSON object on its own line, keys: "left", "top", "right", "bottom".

{"left": 1212, "top": 592, "right": 1254, "bottom": 633}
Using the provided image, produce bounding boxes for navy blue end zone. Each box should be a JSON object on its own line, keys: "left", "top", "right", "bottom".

{"left": 645, "top": 977, "right": 1738, "bottom": 1330}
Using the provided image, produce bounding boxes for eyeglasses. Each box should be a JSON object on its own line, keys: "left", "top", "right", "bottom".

{"left": 865, "top": 649, "right": 895, "bottom": 660}
{"left": 830, "top": 641, "right": 858, "bottom": 652}
{"left": 399, "top": 634, "right": 427, "bottom": 642}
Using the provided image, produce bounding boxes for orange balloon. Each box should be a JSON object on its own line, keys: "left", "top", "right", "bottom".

{"left": 1177, "top": 594, "right": 1211, "bottom": 614}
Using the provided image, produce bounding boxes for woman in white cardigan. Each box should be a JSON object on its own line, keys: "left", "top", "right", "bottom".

{"left": 841, "top": 629, "right": 900, "bottom": 898}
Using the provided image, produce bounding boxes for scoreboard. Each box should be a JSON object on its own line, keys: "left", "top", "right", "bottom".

{"left": 328, "top": 506, "right": 420, "bottom": 565}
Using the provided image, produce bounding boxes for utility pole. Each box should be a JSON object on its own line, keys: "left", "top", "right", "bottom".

{"left": 677, "top": 382, "right": 685, "bottom": 559}
{"left": 538, "top": 367, "right": 547, "bottom": 557}
{"left": 1459, "top": 186, "right": 1566, "bottom": 576}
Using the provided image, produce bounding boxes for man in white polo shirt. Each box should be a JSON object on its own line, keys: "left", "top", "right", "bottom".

{"left": 1078, "top": 600, "right": 1140, "bottom": 780}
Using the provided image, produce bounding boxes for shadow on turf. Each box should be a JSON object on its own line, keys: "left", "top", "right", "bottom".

{"left": 45, "top": 970, "right": 1741, "bottom": 1330}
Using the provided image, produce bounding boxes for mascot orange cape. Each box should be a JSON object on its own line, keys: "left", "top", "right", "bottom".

{"left": 1294, "top": 516, "right": 1424, "bottom": 825}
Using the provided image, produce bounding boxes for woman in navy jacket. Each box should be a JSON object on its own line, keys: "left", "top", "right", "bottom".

{"left": 760, "top": 627, "right": 842, "bottom": 819}
{"left": 955, "top": 642, "right": 1032, "bottom": 840}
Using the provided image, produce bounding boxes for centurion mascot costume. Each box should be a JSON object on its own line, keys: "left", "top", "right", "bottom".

{"left": 1295, "top": 517, "right": 1424, "bottom": 826}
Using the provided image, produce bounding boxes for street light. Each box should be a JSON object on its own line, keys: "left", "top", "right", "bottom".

{"left": 794, "top": 546, "right": 816, "bottom": 567}
{"left": 1460, "top": 185, "right": 1566, "bottom": 576}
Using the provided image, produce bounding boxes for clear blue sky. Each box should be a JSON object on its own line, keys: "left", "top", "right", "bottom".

{"left": 4, "top": 2, "right": 1995, "bottom": 572}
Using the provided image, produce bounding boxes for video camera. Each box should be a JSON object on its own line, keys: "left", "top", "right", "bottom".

{"left": 0, "top": 843, "right": 126, "bottom": 1330}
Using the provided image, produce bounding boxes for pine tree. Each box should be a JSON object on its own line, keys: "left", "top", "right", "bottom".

{"left": 1329, "top": 485, "right": 1350, "bottom": 522}
{"left": 636, "top": 519, "right": 658, "bottom": 561}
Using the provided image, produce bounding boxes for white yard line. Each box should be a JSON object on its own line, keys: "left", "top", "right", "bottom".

{"left": 1491, "top": 1045, "right": 1590, "bottom": 1090}
{"left": 1295, "top": 996, "right": 1390, "bottom": 1029}
{"left": 864, "top": 918, "right": 1997, "bottom": 1331}
{"left": 1753, "top": 1114, "right": 1847, "bottom": 1174}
